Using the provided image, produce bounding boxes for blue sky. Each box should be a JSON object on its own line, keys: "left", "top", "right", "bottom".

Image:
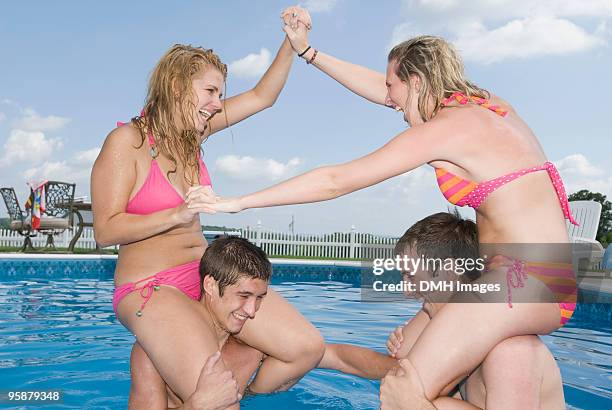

{"left": 1, "top": 0, "right": 611, "bottom": 236}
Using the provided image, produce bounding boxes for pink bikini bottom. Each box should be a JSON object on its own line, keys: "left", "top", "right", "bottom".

{"left": 113, "top": 260, "right": 201, "bottom": 316}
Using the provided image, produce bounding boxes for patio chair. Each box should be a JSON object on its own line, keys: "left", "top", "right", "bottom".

{"left": 35, "top": 181, "right": 76, "bottom": 249}
{"left": 567, "top": 200, "right": 605, "bottom": 270}
{"left": 0, "top": 187, "right": 36, "bottom": 251}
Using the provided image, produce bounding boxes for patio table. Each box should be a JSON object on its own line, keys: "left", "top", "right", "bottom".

{"left": 57, "top": 201, "right": 98, "bottom": 252}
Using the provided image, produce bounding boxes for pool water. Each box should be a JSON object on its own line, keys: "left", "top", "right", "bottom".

{"left": 0, "top": 262, "right": 610, "bottom": 409}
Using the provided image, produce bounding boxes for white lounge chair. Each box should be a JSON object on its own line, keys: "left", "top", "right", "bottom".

{"left": 567, "top": 201, "right": 605, "bottom": 270}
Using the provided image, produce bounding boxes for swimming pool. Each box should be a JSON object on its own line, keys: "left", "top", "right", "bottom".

{"left": 1, "top": 257, "right": 610, "bottom": 409}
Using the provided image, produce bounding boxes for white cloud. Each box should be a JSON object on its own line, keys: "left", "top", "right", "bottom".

{"left": 384, "top": 166, "right": 434, "bottom": 205}
{"left": 13, "top": 107, "right": 70, "bottom": 132}
{"left": 0, "top": 129, "right": 63, "bottom": 167}
{"left": 455, "top": 16, "right": 605, "bottom": 64}
{"left": 388, "top": 22, "right": 422, "bottom": 50}
{"left": 301, "top": 0, "right": 338, "bottom": 13}
{"left": 0, "top": 112, "right": 5, "bottom": 122}
{"left": 555, "top": 154, "right": 612, "bottom": 197}
{"left": 216, "top": 155, "right": 302, "bottom": 181}
{"left": 555, "top": 154, "right": 604, "bottom": 177}
{"left": 564, "top": 175, "right": 612, "bottom": 198}
{"left": 390, "top": 166, "right": 431, "bottom": 192}
{"left": 228, "top": 48, "right": 272, "bottom": 79}
{"left": 0, "top": 102, "right": 99, "bottom": 201}
{"left": 595, "top": 20, "right": 612, "bottom": 39}
{"left": 73, "top": 147, "right": 101, "bottom": 165}
{"left": 409, "top": 0, "right": 612, "bottom": 21}
{"left": 22, "top": 148, "right": 101, "bottom": 187}
{"left": 23, "top": 161, "right": 73, "bottom": 181}
{"left": 392, "top": 0, "right": 609, "bottom": 63}
{"left": 550, "top": 0, "right": 612, "bottom": 18}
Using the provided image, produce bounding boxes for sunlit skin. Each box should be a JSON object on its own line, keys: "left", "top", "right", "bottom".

{"left": 169, "top": 67, "right": 225, "bottom": 138}
{"left": 400, "top": 248, "right": 458, "bottom": 303}
{"left": 186, "top": 7, "right": 573, "bottom": 406}
{"left": 129, "top": 275, "right": 270, "bottom": 410}
{"left": 94, "top": 21, "right": 327, "bottom": 405}
{"left": 384, "top": 61, "right": 439, "bottom": 127}
{"left": 188, "top": 69, "right": 224, "bottom": 136}
{"left": 384, "top": 61, "right": 411, "bottom": 122}
{"left": 202, "top": 276, "right": 269, "bottom": 340}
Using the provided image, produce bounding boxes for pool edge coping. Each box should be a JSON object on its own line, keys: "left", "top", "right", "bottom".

{"left": 0, "top": 253, "right": 362, "bottom": 267}
{"left": 2, "top": 254, "right": 610, "bottom": 293}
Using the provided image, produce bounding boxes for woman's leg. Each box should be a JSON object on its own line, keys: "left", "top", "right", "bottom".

{"left": 405, "top": 300, "right": 560, "bottom": 401}
{"left": 128, "top": 342, "right": 167, "bottom": 410}
{"left": 116, "top": 285, "right": 226, "bottom": 402}
{"left": 433, "top": 397, "right": 481, "bottom": 410}
{"left": 388, "top": 335, "right": 561, "bottom": 410}
{"left": 235, "top": 288, "right": 325, "bottom": 392}
{"left": 128, "top": 336, "right": 265, "bottom": 409}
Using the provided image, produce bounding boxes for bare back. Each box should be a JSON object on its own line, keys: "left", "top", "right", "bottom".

{"left": 429, "top": 95, "right": 570, "bottom": 245}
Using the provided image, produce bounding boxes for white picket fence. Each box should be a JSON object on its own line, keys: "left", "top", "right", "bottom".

{"left": 239, "top": 226, "right": 398, "bottom": 260}
{"left": 0, "top": 227, "right": 110, "bottom": 250}
{"left": 0, "top": 226, "right": 398, "bottom": 259}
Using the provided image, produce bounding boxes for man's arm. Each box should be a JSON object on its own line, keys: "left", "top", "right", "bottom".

{"left": 318, "top": 343, "right": 397, "bottom": 379}
{"left": 317, "top": 309, "right": 432, "bottom": 380}
{"left": 179, "top": 352, "right": 240, "bottom": 410}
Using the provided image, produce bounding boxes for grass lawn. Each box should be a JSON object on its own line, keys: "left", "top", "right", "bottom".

{"left": 0, "top": 246, "right": 117, "bottom": 255}
{"left": 0, "top": 247, "right": 365, "bottom": 261}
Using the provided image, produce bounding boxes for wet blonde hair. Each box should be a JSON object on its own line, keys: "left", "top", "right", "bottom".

{"left": 388, "top": 35, "right": 489, "bottom": 122}
{"left": 132, "top": 44, "right": 227, "bottom": 184}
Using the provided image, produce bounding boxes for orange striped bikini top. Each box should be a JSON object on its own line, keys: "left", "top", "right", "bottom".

{"left": 434, "top": 93, "right": 578, "bottom": 225}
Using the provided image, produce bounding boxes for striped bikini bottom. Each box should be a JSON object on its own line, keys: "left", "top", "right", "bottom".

{"left": 487, "top": 255, "right": 577, "bottom": 326}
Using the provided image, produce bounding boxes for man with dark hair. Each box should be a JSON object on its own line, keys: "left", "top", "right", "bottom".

{"left": 138, "top": 222, "right": 564, "bottom": 409}
{"left": 319, "top": 212, "right": 565, "bottom": 409}
{"left": 134, "top": 237, "right": 276, "bottom": 409}
{"left": 198, "top": 237, "right": 272, "bottom": 335}
{"left": 394, "top": 210, "right": 481, "bottom": 282}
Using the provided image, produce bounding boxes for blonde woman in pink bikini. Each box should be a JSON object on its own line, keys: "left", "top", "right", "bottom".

{"left": 193, "top": 10, "right": 578, "bottom": 408}
{"left": 91, "top": 12, "right": 325, "bottom": 409}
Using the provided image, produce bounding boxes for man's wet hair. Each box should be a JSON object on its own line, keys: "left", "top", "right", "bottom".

{"left": 394, "top": 210, "right": 481, "bottom": 281}
{"left": 200, "top": 236, "right": 272, "bottom": 296}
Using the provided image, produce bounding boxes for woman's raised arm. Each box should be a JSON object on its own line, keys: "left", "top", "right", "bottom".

{"left": 206, "top": 35, "right": 295, "bottom": 135}
{"left": 282, "top": 8, "right": 388, "bottom": 106}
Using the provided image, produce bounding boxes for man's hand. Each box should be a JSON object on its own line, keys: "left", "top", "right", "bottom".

{"left": 380, "top": 359, "right": 436, "bottom": 410}
{"left": 386, "top": 325, "right": 405, "bottom": 358}
{"left": 182, "top": 351, "right": 241, "bottom": 410}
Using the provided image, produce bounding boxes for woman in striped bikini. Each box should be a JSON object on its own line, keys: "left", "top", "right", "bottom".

{"left": 192, "top": 10, "right": 577, "bottom": 409}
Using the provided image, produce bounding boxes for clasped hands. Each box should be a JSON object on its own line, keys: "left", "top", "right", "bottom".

{"left": 185, "top": 185, "right": 240, "bottom": 214}
{"left": 281, "top": 6, "right": 312, "bottom": 54}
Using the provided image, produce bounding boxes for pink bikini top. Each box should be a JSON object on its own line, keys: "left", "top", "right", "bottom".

{"left": 118, "top": 120, "right": 212, "bottom": 215}
{"left": 435, "top": 92, "right": 578, "bottom": 226}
